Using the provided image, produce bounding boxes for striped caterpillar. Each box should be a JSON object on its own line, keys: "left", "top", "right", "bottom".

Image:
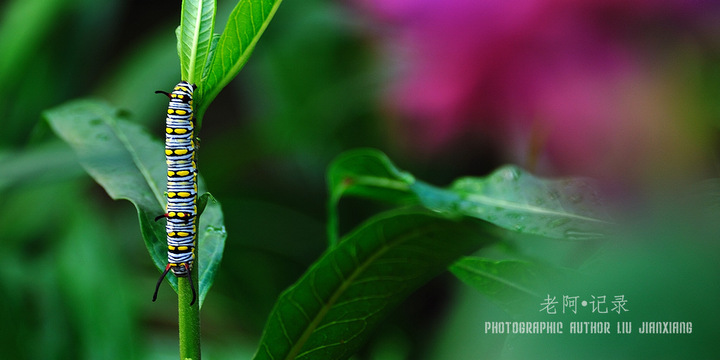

{"left": 152, "top": 81, "right": 198, "bottom": 306}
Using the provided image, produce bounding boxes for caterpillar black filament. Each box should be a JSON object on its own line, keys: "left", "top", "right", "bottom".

{"left": 152, "top": 81, "right": 198, "bottom": 306}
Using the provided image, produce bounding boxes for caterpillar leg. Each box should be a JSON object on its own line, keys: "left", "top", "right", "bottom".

{"left": 151, "top": 263, "right": 197, "bottom": 306}
{"left": 152, "top": 264, "right": 173, "bottom": 302}
{"left": 155, "top": 90, "right": 172, "bottom": 98}
{"left": 185, "top": 263, "right": 197, "bottom": 306}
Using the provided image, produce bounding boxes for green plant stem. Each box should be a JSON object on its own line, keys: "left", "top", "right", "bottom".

{"left": 326, "top": 191, "right": 342, "bottom": 248}
{"left": 178, "top": 267, "right": 201, "bottom": 360}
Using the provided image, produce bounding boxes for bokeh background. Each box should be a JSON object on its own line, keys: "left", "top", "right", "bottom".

{"left": 2, "top": 0, "right": 720, "bottom": 359}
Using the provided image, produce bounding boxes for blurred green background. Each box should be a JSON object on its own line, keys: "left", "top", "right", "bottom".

{"left": 2, "top": 0, "right": 720, "bottom": 359}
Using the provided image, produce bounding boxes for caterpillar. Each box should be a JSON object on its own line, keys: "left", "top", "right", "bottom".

{"left": 152, "top": 81, "right": 198, "bottom": 306}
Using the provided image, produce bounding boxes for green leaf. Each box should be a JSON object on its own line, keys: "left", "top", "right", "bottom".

{"left": 202, "top": 34, "right": 221, "bottom": 80}
{"left": 198, "top": 0, "right": 284, "bottom": 120}
{"left": 195, "top": 192, "right": 226, "bottom": 306}
{"left": 328, "top": 148, "right": 415, "bottom": 202}
{"left": 175, "top": 25, "right": 182, "bottom": 64}
{"left": 326, "top": 148, "right": 417, "bottom": 245}
{"left": 44, "top": 99, "right": 226, "bottom": 308}
{"left": 252, "top": 211, "right": 499, "bottom": 360}
{"left": 45, "top": 100, "right": 166, "bottom": 208}
{"left": 328, "top": 148, "right": 610, "bottom": 241}
{"left": 421, "top": 167, "right": 610, "bottom": 240}
{"left": 197, "top": 191, "right": 211, "bottom": 217}
{"left": 450, "top": 257, "right": 573, "bottom": 316}
{"left": 178, "top": 0, "right": 216, "bottom": 84}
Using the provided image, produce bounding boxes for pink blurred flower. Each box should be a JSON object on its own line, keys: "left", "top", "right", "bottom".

{"left": 356, "top": 0, "right": 718, "bottom": 180}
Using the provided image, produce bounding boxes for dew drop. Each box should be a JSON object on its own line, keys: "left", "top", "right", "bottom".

{"left": 204, "top": 225, "right": 227, "bottom": 237}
